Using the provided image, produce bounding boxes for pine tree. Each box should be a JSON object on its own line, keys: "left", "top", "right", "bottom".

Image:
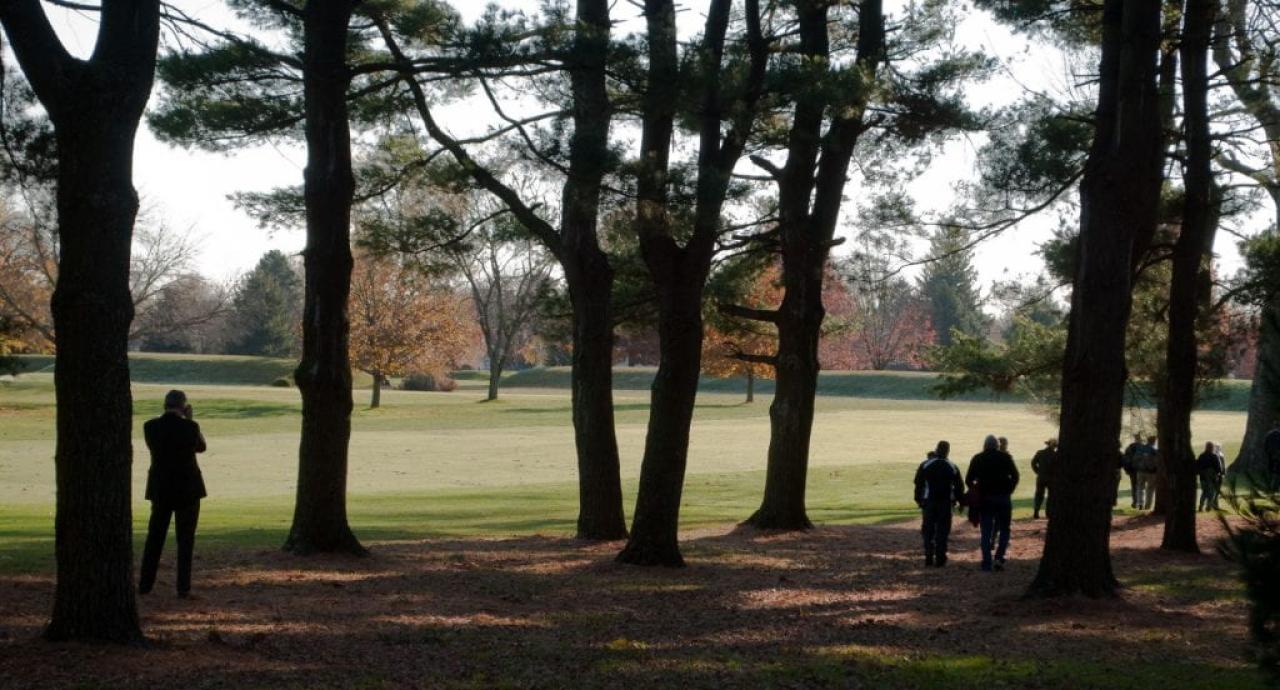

{"left": 918, "top": 225, "right": 987, "bottom": 347}
{"left": 227, "top": 250, "right": 301, "bottom": 357}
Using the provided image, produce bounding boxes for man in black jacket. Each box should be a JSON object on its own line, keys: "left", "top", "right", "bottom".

{"left": 966, "top": 434, "right": 1020, "bottom": 572}
{"left": 139, "top": 389, "right": 208, "bottom": 598}
{"left": 914, "top": 441, "right": 965, "bottom": 567}
{"left": 1031, "top": 438, "right": 1057, "bottom": 519}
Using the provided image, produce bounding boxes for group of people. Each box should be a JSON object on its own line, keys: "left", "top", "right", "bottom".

{"left": 912, "top": 435, "right": 1024, "bottom": 572}
{"left": 1121, "top": 433, "right": 1227, "bottom": 513}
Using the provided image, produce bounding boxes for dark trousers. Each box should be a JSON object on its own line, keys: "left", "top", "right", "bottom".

{"left": 921, "top": 500, "right": 953, "bottom": 562}
{"left": 979, "top": 495, "right": 1013, "bottom": 567}
{"left": 1033, "top": 476, "right": 1049, "bottom": 515}
{"left": 139, "top": 500, "right": 200, "bottom": 594}
{"left": 1126, "top": 470, "right": 1140, "bottom": 507}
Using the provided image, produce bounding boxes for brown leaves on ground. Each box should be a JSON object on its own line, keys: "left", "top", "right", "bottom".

{"left": 0, "top": 515, "right": 1257, "bottom": 689}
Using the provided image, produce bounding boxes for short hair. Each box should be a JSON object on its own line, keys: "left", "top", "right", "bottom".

{"left": 1147, "top": 435, "right": 1157, "bottom": 444}
{"left": 163, "top": 389, "right": 188, "bottom": 410}
{"left": 983, "top": 435, "right": 998, "bottom": 451}
{"left": 935, "top": 440, "right": 950, "bottom": 458}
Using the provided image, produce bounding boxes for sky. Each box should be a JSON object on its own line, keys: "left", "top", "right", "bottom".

{"left": 30, "top": 1, "right": 1256, "bottom": 296}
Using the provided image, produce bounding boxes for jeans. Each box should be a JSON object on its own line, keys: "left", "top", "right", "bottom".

{"left": 921, "top": 500, "right": 954, "bottom": 562}
{"left": 139, "top": 500, "right": 201, "bottom": 594}
{"left": 1138, "top": 472, "right": 1159, "bottom": 509}
{"left": 1199, "top": 473, "right": 1222, "bottom": 511}
{"left": 979, "top": 495, "right": 1012, "bottom": 568}
{"left": 1126, "top": 471, "right": 1140, "bottom": 507}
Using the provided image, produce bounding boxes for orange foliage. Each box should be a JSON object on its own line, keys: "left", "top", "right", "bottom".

{"left": 348, "top": 252, "right": 477, "bottom": 380}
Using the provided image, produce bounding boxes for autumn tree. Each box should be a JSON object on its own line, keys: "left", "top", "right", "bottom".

{"left": 704, "top": 260, "right": 782, "bottom": 404}
{"left": 840, "top": 254, "right": 934, "bottom": 370}
{"left": 349, "top": 252, "right": 473, "bottom": 408}
{"left": 0, "top": 0, "right": 160, "bottom": 642}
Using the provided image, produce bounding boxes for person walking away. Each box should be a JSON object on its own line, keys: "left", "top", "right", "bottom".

{"left": 1123, "top": 433, "right": 1144, "bottom": 508}
{"left": 1031, "top": 438, "right": 1057, "bottom": 519}
{"left": 139, "top": 389, "right": 208, "bottom": 598}
{"left": 966, "top": 435, "right": 1020, "bottom": 572}
{"left": 1136, "top": 435, "right": 1160, "bottom": 510}
{"left": 1197, "top": 441, "right": 1225, "bottom": 512}
{"left": 914, "top": 441, "right": 965, "bottom": 567}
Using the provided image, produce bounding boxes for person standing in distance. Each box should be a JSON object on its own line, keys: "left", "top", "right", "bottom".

{"left": 139, "top": 389, "right": 208, "bottom": 598}
{"left": 966, "top": 435, "right": 1020, "bottom": 572}
{"left": 1031, "top": 438, "right": 1057, "bottom": 519}
{"left": 914, "top": 441, "right": 965, "bottom": 567}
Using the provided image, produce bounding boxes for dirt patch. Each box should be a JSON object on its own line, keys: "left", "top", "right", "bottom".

{"left": 0, "top": 515, "right": 1259, "bottom": 688}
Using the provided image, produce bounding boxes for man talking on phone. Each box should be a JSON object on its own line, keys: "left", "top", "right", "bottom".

{"left": 139, "top": 389, "right": 208, "bottom": 598}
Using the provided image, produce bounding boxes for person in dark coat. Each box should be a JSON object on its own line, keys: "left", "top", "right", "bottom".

{"left": 966, "top": 434, "right": 1020, "bottom": 572}
{"left": 1031, "top": 438, "right": 1057, "bottom": 519}
{"left": 1197, "top": 441, "right": 1226, "bottom": 512}
{"left": 1122, "top": 433, "right": 1144, "bottom": 508}
{"left": 139, "top": 389, "right": 208, "bottom": 598}
{"left": 914, "top": 441, "right": 965, "bottom": 567}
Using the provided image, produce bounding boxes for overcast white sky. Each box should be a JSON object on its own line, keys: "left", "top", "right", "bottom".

{"left": 33, "top": 1, "right": 1254, "bottom": 295}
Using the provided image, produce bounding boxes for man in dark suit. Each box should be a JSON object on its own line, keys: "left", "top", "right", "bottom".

{"left": 139, "top": 389, "right": 207, "bottom": 598}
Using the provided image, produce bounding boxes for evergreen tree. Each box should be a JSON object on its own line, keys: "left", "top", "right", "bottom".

{"left": 227, "top": 250, "right": 301, "bottom": 358}
{"left": 918, "top": 225, "right": 987, "bottom": 347}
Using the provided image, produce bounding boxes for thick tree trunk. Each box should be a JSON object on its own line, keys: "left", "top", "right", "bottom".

{"left": 285, "top": 0, "right": 364, "bottom": 556}
{"left": 370, "top": 372, "right": 382, "bottom": 409}
{"left": 1235, "top": 294, "right": 1280, "bottom": 479}
{"left": 617, "top": 277, "right": 704, "bottom": 566}
{"left": 1029, "top": 0, "right": 1164, "bottom": 598}
{"left": 0, "top": 0, "right": 161, "bottom": 643}
{"left": 744, "top": 0, "right": 879, "bottom": 531}
{"left": 560, "top": 0, "right": 627, "bottom": 541}
{"left": 45, "top": 119, "right": 145, "bottom": 644}
{"left": 1160, "top": 0, "right": 1218, "bottom": 552}
{"left": 564, "top": 260, "right": 627, "bottom": 539}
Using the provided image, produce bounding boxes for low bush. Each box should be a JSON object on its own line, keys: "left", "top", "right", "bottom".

{"left": 401, "top": 371, "right": 457, "bottom": 392}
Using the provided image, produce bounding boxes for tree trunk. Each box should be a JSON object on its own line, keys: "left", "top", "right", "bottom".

{"left": 617, "top": 274, "right": 704, "bottom": 566}
{"left": 486, "top": 353, "right": 502, "bottom": 401}
{"left": 1160, "top": 0, "right": 1218, "bottom": 553}
{"left": 285, "top": 0, "right": 364, "bottom": 556}
{"left": 370, "top": 372, "right": 382, "bottom": 409}
{"left": 1029, "top": 0, "right": 1164, "bottom": 598}
{"left": 744, "top": 0, "right": 880, "bottom": 531}
{"left": 564, "top": 259, "right": 627, "bottom": 539}
{"left": 0, "top": 0, "right": 160, "bottom": 643}
{"left": 746, "top": 369, "right": 754, "bottom": 403}
{"left": 1235, "top": 292, "right": 1280, "bottom": 479}
{"left": 560, "top": 0, "right": 627, "bottom": 541}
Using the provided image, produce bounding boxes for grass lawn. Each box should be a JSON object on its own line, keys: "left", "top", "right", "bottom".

{"left": 0, "top": 356, "right": 1266, "bottom": 688}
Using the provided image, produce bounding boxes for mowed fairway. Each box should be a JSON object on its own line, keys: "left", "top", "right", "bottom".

{"left": 0, "top": 366, "right": 1248, "bottom": 573}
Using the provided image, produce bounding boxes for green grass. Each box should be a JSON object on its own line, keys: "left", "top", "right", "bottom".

{"left": 11, "top": 351, "right": 374, "bottom": 388}
{"left": 0, "top": 364, "right": 1250, "bottom": 574}
{"left": 505, "top": 365, "right": 1256, "bottom": 410}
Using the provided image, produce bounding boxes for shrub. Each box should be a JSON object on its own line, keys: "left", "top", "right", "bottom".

{"left": 270, "top": 376, "right": 293, "bottom": 388}
{"left": 1222, "top": 478, "right": 1280, "bottom": 683}
{"left": 401, "top": 371, "right": 457, "bottom": 392}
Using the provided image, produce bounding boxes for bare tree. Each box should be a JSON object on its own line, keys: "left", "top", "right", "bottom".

{"left": 448, "top": 215, "right": 553, "bottom": 401}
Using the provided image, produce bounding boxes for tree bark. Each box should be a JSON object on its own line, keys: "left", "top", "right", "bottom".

{"left": 1, "top": 0, "right": 159, "bottom": 644}
{"left": 486, "top": 353, "right": 502, "bottom": 401}
{"left": 618, "top": 0, "right": 766, "bottom": 565}
{"left": 1029, "top": 0, "right": 1164, "bottom": 598}
{"left": 1160, "top": 0, "right": 1218, "bottom": 553}
{"left": 746, "top": 0, "right": 882, "bottom": 531}
{"left": 1236, "top": 289, "right": 1280, "bottom": 479}
{"left": 371, "top": 371, "right": 382, "bottom": 409}
{"left": 746, "top": 369, "right": 754, "bottom": 403}
{"left": 285, "top": 0, "right": 365, "bottom": 556}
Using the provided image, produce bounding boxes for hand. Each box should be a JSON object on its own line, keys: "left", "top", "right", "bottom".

{"left": 183, "top": 404, "right": 194, "bottom": 420}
